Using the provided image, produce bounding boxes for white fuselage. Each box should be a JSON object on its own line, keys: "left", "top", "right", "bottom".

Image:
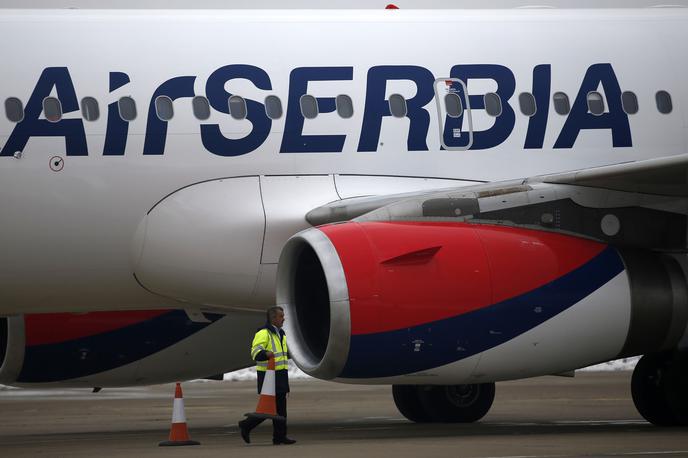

{"left": 1, "top": 7, "right": 686, "bottom": 314}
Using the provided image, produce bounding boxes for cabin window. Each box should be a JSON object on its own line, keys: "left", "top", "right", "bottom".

{"left": 518, "top": 92, "right": 537, "bottom": 117}
{"left": 43, "top": 97, "right": 62, "bottom": 122}
{"left": 389, "top": 94, "right": 407, "bottom": 118}
{"left": 484, "top": 93, "right": 502, "bottom": 117}
{"left": 587, "top": 92, "right": 605, "bottom": 116}
{"left": 229, "top": 95, "right": 247, "bottom": 120}
{"left": 621, "top": 91, "right": 639, "bottom": 115}
{"left": 553, "top": 92, "right": 570, "bottom": 115}
{"left": 118, "top": 97, "right": 137, "bottom": 121}
{"left": 265, "top": 95, "right": 283, "bottom": 119}
{"left": 656, "top": 90, "right": 673, "bottom": 114}
{"left": 192, "top": 96, "right": 211, "bottom": 120}
{"left": 336, "top": 94, "right": 354, "bottom": 119}
{"left": 5, "top": 97, "right": 24, "bottom": 123}
{"left": 155, "top": 96, "right": 174, "bottom": 121}
{"left": 300, "top": 95, "right": 319, "bottom": 119}
{"left": 444, "top": 92, "right": 463, "bottom": 118}
{"left": 81, "top": 97, "right": 100, "bottom": 121}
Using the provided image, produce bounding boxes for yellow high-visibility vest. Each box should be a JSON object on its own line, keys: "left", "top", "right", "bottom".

{"left": 251, "top": 327, "right": 289, "bottom": 371}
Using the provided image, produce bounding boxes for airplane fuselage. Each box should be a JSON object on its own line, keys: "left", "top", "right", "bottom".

{"left": 1, "top": 7, "right": 687, "bottom": 314}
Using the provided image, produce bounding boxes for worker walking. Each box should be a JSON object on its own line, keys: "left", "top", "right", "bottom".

{"left": 239, "top": 306, "right": 296, "bottom": 445}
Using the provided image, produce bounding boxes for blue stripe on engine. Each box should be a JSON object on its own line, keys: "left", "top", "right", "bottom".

{"left": 339, "top": 246, "right": 625, "bottom": 379}
{"left": 17, "top": 310, "right": 223, "bottom": 383}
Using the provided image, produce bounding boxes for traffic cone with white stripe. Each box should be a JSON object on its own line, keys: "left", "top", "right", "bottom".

{"left": 159, "top": 382, "right": 200, "bottom": 446}
{"left": 245, "top": 357, "right": 285, "bottom": 420}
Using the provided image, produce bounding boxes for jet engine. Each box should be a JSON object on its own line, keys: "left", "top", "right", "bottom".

{"left": 0, "top": 309, "right": 261, "bottom": 387}
{"left": 277, "top": 221, "right": 688, "bottom": 384}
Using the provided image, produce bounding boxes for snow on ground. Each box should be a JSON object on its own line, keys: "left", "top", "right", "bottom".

{"left": 579, "top": 357, "right": 639, "bottom": 372}
{"left": 222, "top": 365, "right": 311, "bottom": 382}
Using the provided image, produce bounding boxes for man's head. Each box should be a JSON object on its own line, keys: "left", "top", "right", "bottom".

{"left": 267, "top": 306, "right": 285, "bottom": 328}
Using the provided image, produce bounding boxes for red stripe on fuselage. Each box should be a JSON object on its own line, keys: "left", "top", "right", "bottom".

{"left": 318, "top": 222, "right": 606, "bottom": 336}
{"left": 24, "top": 310, "right": 170, "bottom": 346}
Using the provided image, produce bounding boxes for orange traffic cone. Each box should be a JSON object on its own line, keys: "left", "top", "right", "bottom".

{"left": 159, "top": 383, "right": 200, "bottom": 446}
{"left": 245, "top": 357, "right": 285, "bottom": 420}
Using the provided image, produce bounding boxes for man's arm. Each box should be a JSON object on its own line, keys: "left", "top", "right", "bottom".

{"left": 250, "top": 330, "right": 274, "bottom": 361}
{"left": 253, "top": 350, "right": 275, "bottom": 361}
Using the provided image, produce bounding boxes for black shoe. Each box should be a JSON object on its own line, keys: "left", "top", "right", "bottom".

{"left": 238, "top": 421, "right": 250, "bottom": 444}
{"left": 273, "top": 437, "right": 296, "bottom": 445}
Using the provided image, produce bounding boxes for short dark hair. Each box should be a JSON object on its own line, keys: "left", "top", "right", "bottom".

{"left": 266, "top": 306, "right": 284, "bottom": 322}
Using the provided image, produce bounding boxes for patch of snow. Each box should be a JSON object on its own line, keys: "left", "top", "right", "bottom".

{"left": 223, "top": 364, "right": 311, "bottom": 381}
{"left": 580, "top": 357, "right": 639, "bottom": 372}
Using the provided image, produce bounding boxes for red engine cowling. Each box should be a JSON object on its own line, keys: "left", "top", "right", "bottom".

{"left": 0, "top": 309, "right": 262, "bottom": 387}
{"left": 277, "top": 221, "right": 688, "bottom": 383}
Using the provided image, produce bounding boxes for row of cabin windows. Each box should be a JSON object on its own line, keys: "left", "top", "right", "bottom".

{"left": 522, "top": 90, "right": 671, "bottom": 117}
{"left": 440, "top": 90, "right": 672, "bottom": 118}
{"left": 2, "top": 95, "right": 275, "bottom": 124}
{"left": 2, "top": 90, "right": 675, "bottom": 124}
{"left": 5, "top": 95, "right": 296, "bottom": 123}
{"left": 361, "top": 90, "right": 670, "bottom": 119}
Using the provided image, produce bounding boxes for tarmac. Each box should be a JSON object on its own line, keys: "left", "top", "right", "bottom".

{"left": 1, "top": 372, "right": 687, "bottom": 457}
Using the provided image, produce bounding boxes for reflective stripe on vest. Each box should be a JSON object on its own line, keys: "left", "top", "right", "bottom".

{"left": 251, "top": 344, "right": 266, "bottom": 359}
{"left": 254, "top": 329, "right": 289, "bottom": 372}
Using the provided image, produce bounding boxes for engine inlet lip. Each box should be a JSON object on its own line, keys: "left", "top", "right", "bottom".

{"left": 276, "top": 228, "right": 351, "bottom": 380}
{"left": 0, "top": 316, "right": 25, "bottom": 385}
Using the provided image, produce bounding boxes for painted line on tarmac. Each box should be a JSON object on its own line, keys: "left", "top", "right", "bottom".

{"left": 480, "top": 451, "right": 688, "bottom": 458}
{"left": 491, "top": 419, "right": 646, "bottom": 427}
{"left": 329, "top": 426, "right": 395, "bottom": 431}
{"left": 481, "top": 455, "right": 567, "bottom": 458}
{"left": 551, "top": 419, "right": 645, "bottom": 425}
{"left": 341, "top": 427, "right": 395, "bottom": 431}
{"left": 605, "top": 453, "right": 688, "bottom": 457}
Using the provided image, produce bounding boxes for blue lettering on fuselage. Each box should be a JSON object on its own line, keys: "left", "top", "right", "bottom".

{"left": 450, "top": 64, "right": 517, "bottom": 150}
{"left": 554, "top": 64, "right": 631, "bottom": 148}
{"left": 0, "top": 63, "right": 633, "bottom": 157}
{"left": 1, "top": 67, "right": 87, "bottom": 156}
{"left": 143, "top": 76, "right": 196, "bottom": 155}
{"left": 358, "top": 65, "right": 435, "bottom": 152}
{"left": 524, "top": 65, "right": 551, "bottom": 149}
{"left": 103, "top": 72, "right": 131, "bottom": 156}
{"left": 201, "top": 64, "right": 273, "bottom": 157}
{"left": 281, "top": 66, "right": 353, "bottom": 153}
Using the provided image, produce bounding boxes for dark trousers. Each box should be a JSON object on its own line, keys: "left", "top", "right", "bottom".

{"left": 242, "top": 393, "right": 287, "bottom": 439}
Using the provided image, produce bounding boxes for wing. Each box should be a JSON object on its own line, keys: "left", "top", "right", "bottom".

{"left": 307, "top": 154, "right": 688, "bottom": 250}
{"left": 533, "top": 153, "right": 688, "bottom": 197}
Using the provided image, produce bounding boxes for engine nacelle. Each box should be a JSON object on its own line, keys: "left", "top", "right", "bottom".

{"left": 277, "top": 222, "right": 688, "bottom": 384}
{"left": 0, "top": 309, "right": 262, "bottom": 387}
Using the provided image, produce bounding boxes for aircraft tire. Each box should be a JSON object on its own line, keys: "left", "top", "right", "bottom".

{"left": 417, "top": 383, "right": 495, "bottom": 423}
{"left": 392, "top": 385, "right": 433, "bottom": 423}
{"left": 631, "top": 353, "right": 679, "bottom": 426}
{"left": 663, "top": 352, "right": 688, "bottom": 426}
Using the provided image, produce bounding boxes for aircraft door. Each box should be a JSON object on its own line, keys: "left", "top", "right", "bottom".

{"left": 434, "top": 78, "right": 473, "bottom": 150}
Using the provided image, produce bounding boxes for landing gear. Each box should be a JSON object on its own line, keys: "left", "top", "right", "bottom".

{"left": 631, "top": 352, "right": 688, "bottom": 426}
{"left": 392, "top": 383, "right": 495, "bottom": 423}
{"left": 392, "top": 385, "right": 433, "bottom": 423}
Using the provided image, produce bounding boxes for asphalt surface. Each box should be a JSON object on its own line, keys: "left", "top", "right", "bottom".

{"left": 1, "top": 372, "right": 687, "bottom": 457}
